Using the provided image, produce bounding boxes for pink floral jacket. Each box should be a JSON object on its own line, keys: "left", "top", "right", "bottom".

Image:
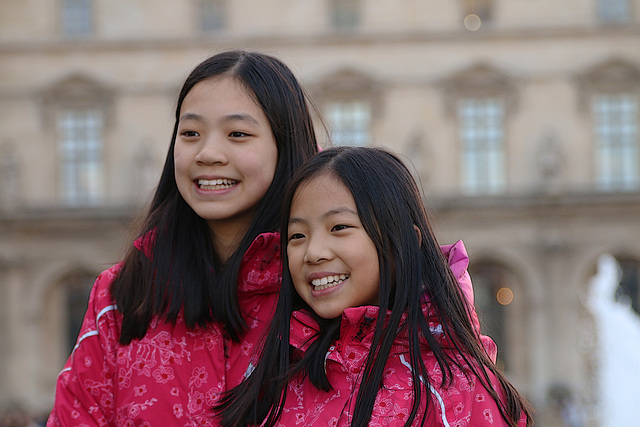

{"left": 47, "top": 232, "right": 281, "bottom": 427}
{"left": 226, "top": 239, "right": 498, "bottom": 392}
{"left": 276, "top": 305, "right": 526, "bottom": 427}
{"left": 47, "top": 232, "right": 496, "bottom": 426}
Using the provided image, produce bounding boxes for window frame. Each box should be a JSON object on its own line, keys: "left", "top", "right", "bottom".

{"left": 458, "top": 96, "right": 507, "bottom": 195}
{"left": 329, "top": 0, "right": 361, "bottom": 31}
{"left": 597, "top": 0, "right": 632, "bottom": 24}
{"left": 60, "top": 0, "right": 92, "bottom": 37}
{"left": 57, "top": 107, "right": 106, "bottom": 206}
{"left": 592, "top": 93, "right": 640, "bottom": 191}
{"left": 199, "top": 0, "right": 227, "bottom": 32}
{"left": 442, "top": 63, "right": 514, "bottom": 196}
{"left": 325, "top": 99, "right": 372, "bottom": 146}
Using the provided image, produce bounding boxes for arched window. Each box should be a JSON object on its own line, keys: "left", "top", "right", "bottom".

{"left": 615, "top": 257, "right": 640, "bottom": 315}
{"left": 61, "top": 273, "right": 95, "bottom": 352}
{"left": 470, "top": 262, "right": 522, "bottom": 372}
{"left": 597, "top": 0, "right": 632, "bottom": 24}
{"left": 325, "top": 100, "right": 371, "bottom": 146}
{"left": 315, "top": 69, "right": 380, "bottom": 147}
{"left": 61, "top": 0, "right": 92, "bottom": 37}
{"left": 577, "top": 59, "right": 640, "bottom": 192}
{"left": 41, "top": 75, "right": 112, "bottom": 206}
{"left": 442, "top": 64, "right": 515, "bottom": 195}
{"left": 330, "top": 0, "right": 361, "bottom": 31}
{"left": 458, "top": 97, "right": 506, "bottom": 194}
{"left": 199, "top": 0, "right": 227, "bottom": 32}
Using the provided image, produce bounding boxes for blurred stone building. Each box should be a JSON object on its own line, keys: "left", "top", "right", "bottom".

{"left": 1, "top": 0, "right": 639, "bottom": 425}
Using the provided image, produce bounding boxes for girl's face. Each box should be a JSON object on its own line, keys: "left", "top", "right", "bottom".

{"left": 174, "top": 76, "right": 278, "bottom": 252}
{"left": 287, "top": 173, "right": 380, "bottom": 319}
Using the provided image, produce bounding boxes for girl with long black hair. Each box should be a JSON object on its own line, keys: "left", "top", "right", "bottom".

{"left": 47, "top": 50, "right": 318, "bottom": 426}
{"left": 217, "top": 146, "right": 533, "bottom": 426}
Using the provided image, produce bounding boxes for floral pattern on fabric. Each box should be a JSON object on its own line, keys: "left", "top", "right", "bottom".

{"left": 47, "top": 233, "right": 282, "bottom": 427}
{"left": 278, "top": 305, "right": 527, "bottom": 427}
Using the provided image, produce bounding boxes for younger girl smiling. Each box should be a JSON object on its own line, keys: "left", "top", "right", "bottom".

{"left": 217, "top": 146, "right": 533, "bottom": 427}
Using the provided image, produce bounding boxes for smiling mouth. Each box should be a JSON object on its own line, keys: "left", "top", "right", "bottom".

{"left": 197, "top": 178, "right": 238, "bottom": 190}
{"left": 311, "top": 274, "right": 349, "bottom": 291}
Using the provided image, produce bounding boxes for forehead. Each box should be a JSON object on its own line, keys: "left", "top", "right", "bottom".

{"left": 182, "top": 76, "right": 260, "bottom": 111}
{"left": 291, "top": 173, "right": 355, "bottom": 211}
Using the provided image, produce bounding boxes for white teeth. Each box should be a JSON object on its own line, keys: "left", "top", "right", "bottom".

{"left": 198, "top": 178, "right": 237, "bottom": 189}
{"left": 311, "top": 274, "right": 348, "bottom": 291}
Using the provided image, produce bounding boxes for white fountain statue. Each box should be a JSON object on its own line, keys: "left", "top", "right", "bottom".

{"left": 588, "top": 254, "right": 640, "bottom": 426}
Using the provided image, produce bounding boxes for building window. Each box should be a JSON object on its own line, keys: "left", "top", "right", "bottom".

{"left": 63, "top": 273, "right": 94, "bottom": 353}
{"left": 593, "top": 94, "right": 639, "bottom": 191}
{"left": 61, "top": 0, "right": 92, "bottom": 36}
{"left": 330, "top": 0, "right": 361, "bottom": 31}
{"left": 458, "top": 98, "right": 506, "bottom": 194}
{"left": 470, "top": 263, "right": 514, "bottom": 372}
{"left": 57, "top": 108, "right": 105, "bottom": 205}
{"left": 326, "top": 100, "right": 371, "bottom": 146}
{"left": 200, "top": 0, "right": 226, "bottom": 32}
{"left": 463, "top": 0, "right": 493, "bottom": 27}
{"left": 597, "top": 0, "right": 631, "bottom": 24}
{"left": 616, "top": 258, "right": 640, "bottom": 315}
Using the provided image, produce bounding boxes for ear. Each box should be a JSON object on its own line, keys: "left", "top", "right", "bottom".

{"left": 413, "top": 225, "right": 422, "bottom": 247}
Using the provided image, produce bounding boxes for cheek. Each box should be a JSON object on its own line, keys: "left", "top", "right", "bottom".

{"left": 287, "top": 250, "right": 302, "bottom": 275}
{"left": 288, "top": 250, "right": 305, "bottom": 287}
{"left": 173, "top": 148, "right": 189, "bottom": 174}
{"left": 292, "top": 281, "right": 307, "bottom": 300}
{"left": 243, "top": 153, "right": 277, "bottom": 191}
{"left": 290, "top": 271, "right": 309, "bottom": 301}
{"left": 258, "top": 145, "right": 278, "bottom": 184}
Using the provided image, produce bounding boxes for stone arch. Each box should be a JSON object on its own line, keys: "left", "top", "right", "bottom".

{"left": 28, "top": 260, "right": 99, "bottom": 317}
{"left": 34, "top": 262, "right": 101, "bottom": 381}
{"left": 315, "top": 67, "right": 380, "bottom": 98}
{"left": 311, "top": 67, "right": 383, "bottom": 146}
{"left": 469, "top": 256, "right": 527, "bottom": 374}
{"left": 572, "top": 243, "right": 640, "bottom": 295}
{"left": 40, "top": 73, "right": 114, "bottom": 127}
{"left": 575, "top": 57, "right": 640, "bottom": 111}
{"left": 38, "top": 74, "right": 114, "bottom": 205}
{"left": 440, "top": 62, "right": 517, "bottom": 115}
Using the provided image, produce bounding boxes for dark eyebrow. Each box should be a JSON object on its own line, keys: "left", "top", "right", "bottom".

{"left": 288, "top": 206, "right": 358, "bottom": 225}
{"left": 321, "top": 207, "right": 358, "bottom": 220}
{"left": 179, "top": 112, "right": 203, "bottom": 123}
{"left": 222, "top": 113, "right": 260, "bottom": 126}
{"left": 178, "top": 112, "right": 260, "bottom": 126}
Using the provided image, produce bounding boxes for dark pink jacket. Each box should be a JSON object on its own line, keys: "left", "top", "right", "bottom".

{"left": 275, "top": 304, "right": 526, "bottom": 426}
{"left": 225, "top": 239, "right": 498, "bottom": 391}
{"left": 47, "top": 232, "right": 281, "bottom": 427}
{"left": 47, "top": 232, "right": 495, "bottom": 426}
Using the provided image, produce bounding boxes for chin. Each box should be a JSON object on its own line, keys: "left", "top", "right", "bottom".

{"left": 315, "top": 309, "right": 344, "bottom": 320}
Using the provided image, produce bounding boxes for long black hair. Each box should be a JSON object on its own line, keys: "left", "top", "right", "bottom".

{"left": 111, "top": 51, "right": 318, "bottom": 344}
{"left": 217, "top": 146, "right": 533, "bottom": 426}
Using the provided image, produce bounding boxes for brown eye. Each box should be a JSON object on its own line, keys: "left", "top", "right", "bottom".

{"left": 180, "top": 130, "right": 199, "bottom": 137}
{"left": 229, "top": 131, "right": 249, "bottom": 138}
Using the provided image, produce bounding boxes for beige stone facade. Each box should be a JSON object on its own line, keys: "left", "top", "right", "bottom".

{"left": 1, "top": 0, "right": 639, "bottom": 425}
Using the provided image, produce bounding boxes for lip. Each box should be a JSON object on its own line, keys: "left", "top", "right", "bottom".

{"left": 193, "top": 176, "right": 239, "bottom": 195}
{"left": 306, "top": 271, "right": 347, "bottom": 282}
{"left": 310, "top": 279, "right": 346, "bottom": 298}
{"left": 307, "top": 271, "right": 349, "bottom": 297}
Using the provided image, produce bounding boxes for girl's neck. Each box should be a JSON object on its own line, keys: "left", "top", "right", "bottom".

{"left": 209, "top": 221, "right": 250, "bottom": 264}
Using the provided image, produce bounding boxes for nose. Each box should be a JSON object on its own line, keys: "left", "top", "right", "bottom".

{"left": 303, "top": 234, "right": 332, "bottom": 264}
{"left": 195, "top": 136, "right": 228, "bottom": 165}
